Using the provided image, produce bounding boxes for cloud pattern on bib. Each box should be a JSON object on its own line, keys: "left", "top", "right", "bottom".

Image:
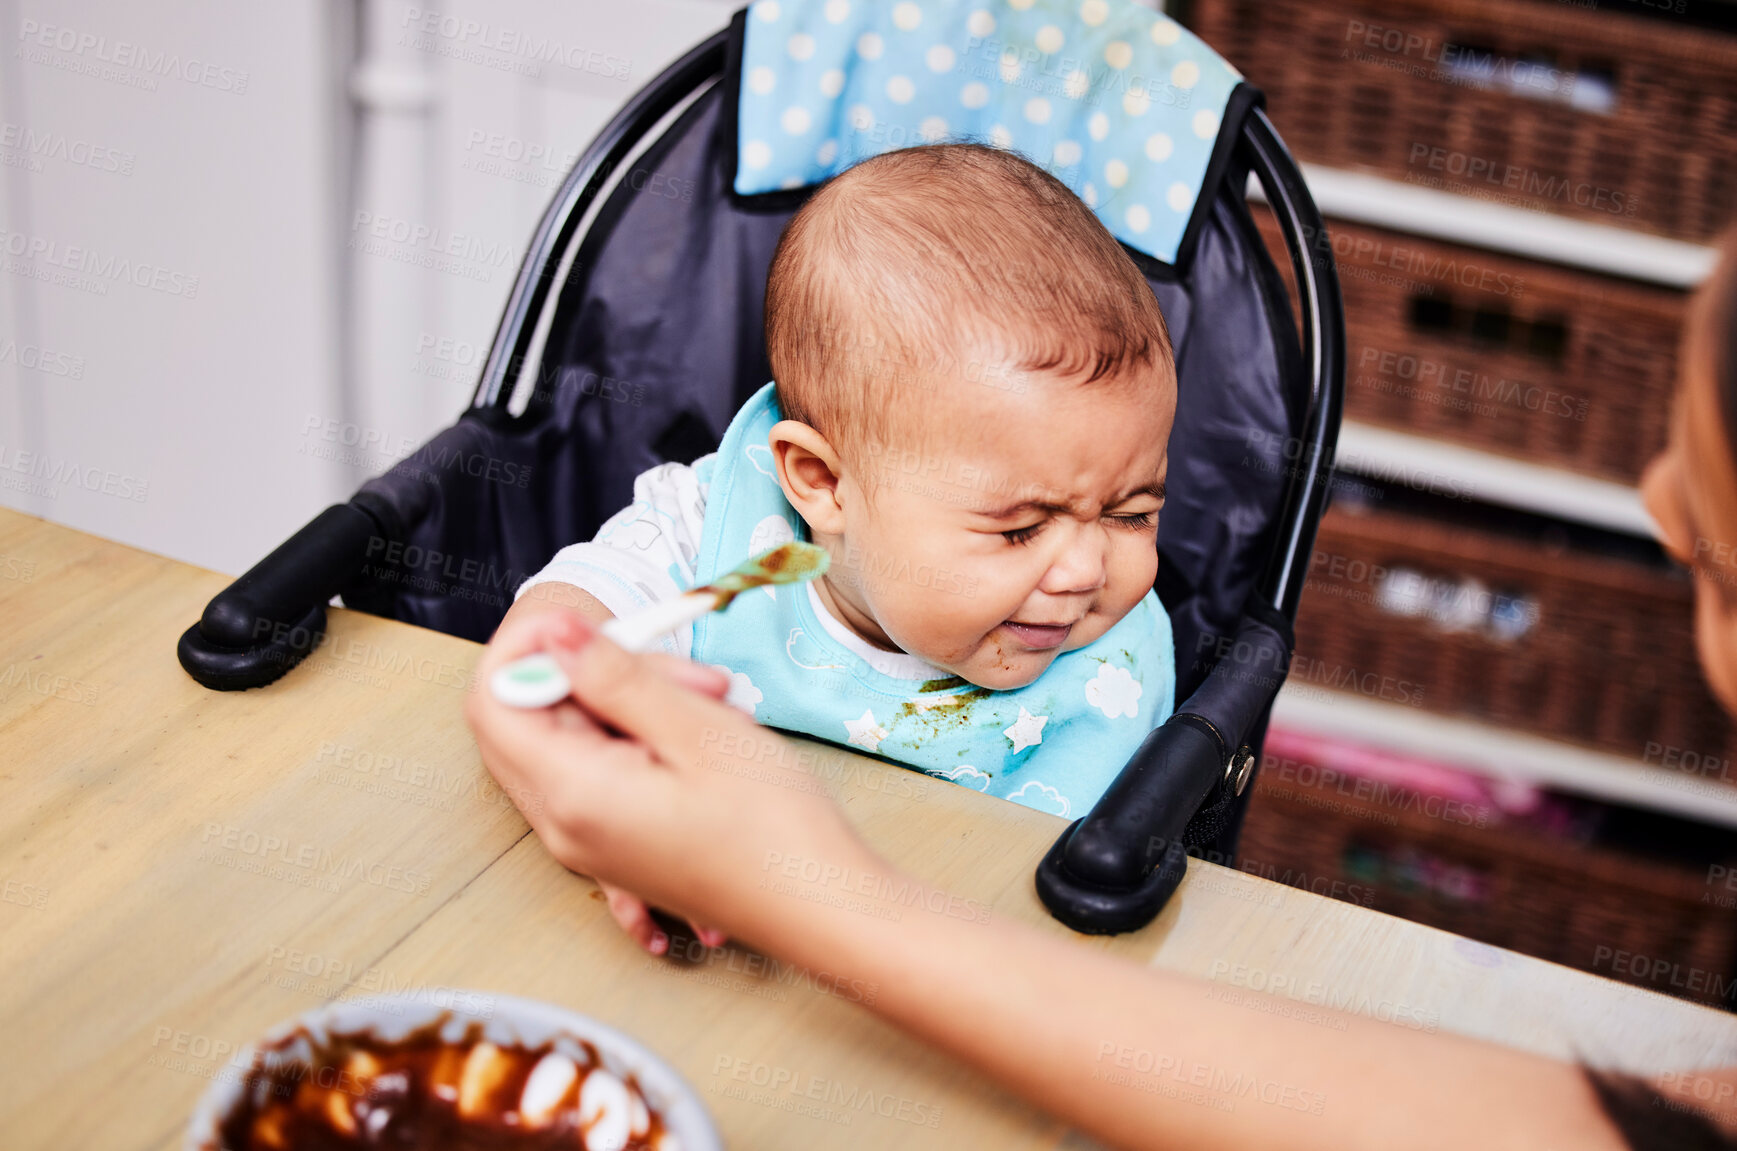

{"left": 735, "top": 0, "right": 1241, "bottom": 265}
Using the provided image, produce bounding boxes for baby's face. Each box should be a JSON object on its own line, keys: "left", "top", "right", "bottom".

{"left": 776, "top": 361, "right": 1174, "bottom": 691}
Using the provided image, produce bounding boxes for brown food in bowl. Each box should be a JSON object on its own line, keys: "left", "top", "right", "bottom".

{"left": 208, "top": 1014, "right": 670, "bottom": 1150}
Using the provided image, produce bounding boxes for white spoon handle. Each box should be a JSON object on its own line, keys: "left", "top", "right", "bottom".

{"left": 490, "top": 591, "right": 722, "bottom": 709}
{"left": 598, "top": 591, "right": 720, "bottom": 653}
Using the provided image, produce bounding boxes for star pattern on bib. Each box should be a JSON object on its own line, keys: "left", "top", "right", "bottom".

{"left": 1003, "top": 706, "right": 1049, "bottom": 753}
{"left": 844, "top": 708, "right": 889, "bottom": 752}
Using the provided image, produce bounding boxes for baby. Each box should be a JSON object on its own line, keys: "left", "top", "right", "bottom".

{"left": 499, "top": 142, "right": 1178, "bottom": 944}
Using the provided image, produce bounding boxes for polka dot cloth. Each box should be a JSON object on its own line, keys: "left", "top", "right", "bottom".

{"left": 735, "top": 0, "right": 1243, "bottom": 265}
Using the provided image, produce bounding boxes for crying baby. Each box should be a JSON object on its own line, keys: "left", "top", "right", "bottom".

{"left": 504, "top": 141, "right": 1178, "bottom": 821}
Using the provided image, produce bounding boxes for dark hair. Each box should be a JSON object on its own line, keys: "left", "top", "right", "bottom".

{"left": 1587, "top": 1069, "right": 1737, "bottom": 1150}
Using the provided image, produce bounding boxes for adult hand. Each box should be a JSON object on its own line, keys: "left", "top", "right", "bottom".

{"left": 463, "top": 605, "right": 863, "bottom": 948}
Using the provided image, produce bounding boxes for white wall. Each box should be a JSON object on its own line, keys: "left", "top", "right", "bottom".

{"left": 343, "top": 0, "right": 738, "bottom": 516}
{"left": 0, "top": 0, "right": 734, "bottom": 578}
{"left": 0, "top": 0, "right": 349, "bottom": 575}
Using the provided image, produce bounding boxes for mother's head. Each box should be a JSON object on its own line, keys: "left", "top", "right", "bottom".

{"left": 1641, "top": 228, "right": 1737, "bottom": 717}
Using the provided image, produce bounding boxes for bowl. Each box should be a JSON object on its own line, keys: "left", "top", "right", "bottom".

{"left": 183, "top": 991, "right": 721, "bottom": 1150}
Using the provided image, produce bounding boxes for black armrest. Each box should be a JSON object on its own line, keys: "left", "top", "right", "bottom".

{"left": 1035, "top": 605, "right": 1293, "bottom": 934}
{"left": 177, "top": 501, "right": 387, "bottom": 691}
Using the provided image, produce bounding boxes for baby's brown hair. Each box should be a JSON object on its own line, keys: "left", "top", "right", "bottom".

{"left": 763, "top": 143, "right": 1174, "bottom": 473}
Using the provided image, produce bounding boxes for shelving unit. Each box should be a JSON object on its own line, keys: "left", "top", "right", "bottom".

{"left": 1276, "top": 165, "right": 1718, "bottom": 290}
{"left": 1246, "top": 168, "right": 1709, "bottom": 541}
{"left": 1195, "top": 0, "right": 1737, "bottom": 1001}
{"left": 1335, "top": 420, "right": 1657, "bottom": 537}
{"left": 1230, "top": 21, "right": 1732, "bottom": 828}
{"left": 1271, "top": 685, "right": 1737, "bottom": 830}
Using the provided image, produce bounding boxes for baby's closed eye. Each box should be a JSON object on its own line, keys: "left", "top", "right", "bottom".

{"left": 1002, "top": 510, "right": 1158, "bottom": 545}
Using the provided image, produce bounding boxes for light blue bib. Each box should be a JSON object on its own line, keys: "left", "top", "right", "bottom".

{"left": 689, "top": 382, "right": 1175, "bottom": 818}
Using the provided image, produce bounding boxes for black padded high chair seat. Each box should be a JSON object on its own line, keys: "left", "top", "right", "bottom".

{"left": 178, "top": 0, "right": 1342, "bottom": 935}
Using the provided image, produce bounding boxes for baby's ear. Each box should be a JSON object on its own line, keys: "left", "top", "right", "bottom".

{"left": 766, "top": 420, "right": 849, "bottom": 533}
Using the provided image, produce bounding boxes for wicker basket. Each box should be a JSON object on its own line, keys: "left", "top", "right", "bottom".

{"left": 1237, "top": 752, "right": 1737, "bottom": 1007}
{"left": 1295, "top": 504, "right": 1737, "bottom": 772}
{"left": 1191, "top": 0, "right": 1737, "bottom": 242}
{"left": 1254, "top": 211, "right": 1686, "bottom": 483}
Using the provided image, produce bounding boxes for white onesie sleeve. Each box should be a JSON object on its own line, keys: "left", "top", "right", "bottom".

{"left": 514, "top": 454, "right": 714, "bottom": 658}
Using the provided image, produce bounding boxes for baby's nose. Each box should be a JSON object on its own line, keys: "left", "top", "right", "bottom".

{"left": 1040, "top": 526, "right": 1110, "bottom": 594}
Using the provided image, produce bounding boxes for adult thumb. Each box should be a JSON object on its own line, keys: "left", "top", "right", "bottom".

{"left": 549, "top": 629, "right": 731, "bottom": 770}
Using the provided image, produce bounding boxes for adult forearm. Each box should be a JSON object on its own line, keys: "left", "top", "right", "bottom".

{"left": 726, "top": 842, "right": 1624, "bottom": 1151}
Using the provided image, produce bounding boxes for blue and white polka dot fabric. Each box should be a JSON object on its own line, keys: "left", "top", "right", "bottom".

{"left": 734, "top": 0, "right": 1243, "bottom": 266}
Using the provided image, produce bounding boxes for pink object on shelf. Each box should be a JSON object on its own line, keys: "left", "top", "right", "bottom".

{"left": 1263, "top": 725, "right": 1542, "bottom": 816}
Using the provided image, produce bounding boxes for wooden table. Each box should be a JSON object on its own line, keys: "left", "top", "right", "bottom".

{"left": 2, "top": 505, "right": 1734, "bottom": 1151}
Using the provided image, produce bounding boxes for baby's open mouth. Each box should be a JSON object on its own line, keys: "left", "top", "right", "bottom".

{"left": 1002, "top": 619, "right": 1075, "bottom": 650}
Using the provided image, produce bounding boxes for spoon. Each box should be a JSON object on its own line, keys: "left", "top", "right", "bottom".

{"left": 489, "top": 541, "right": 830, "bottom": 709}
